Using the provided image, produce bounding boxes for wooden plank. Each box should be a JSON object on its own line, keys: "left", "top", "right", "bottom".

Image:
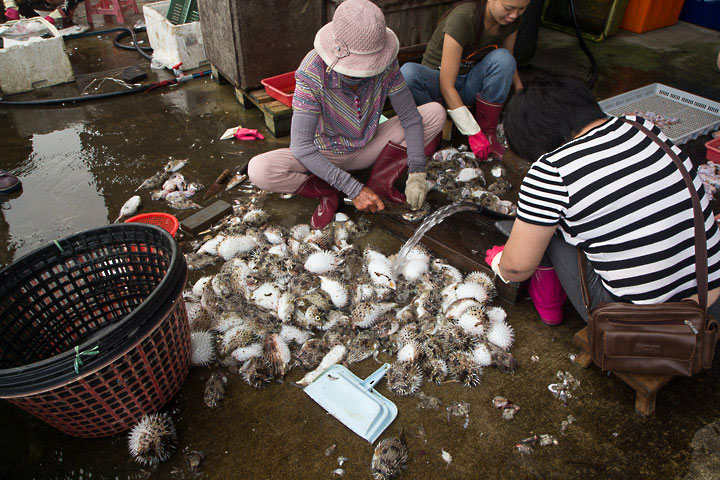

{"left": 378, "top": 209, "right": 526, "bottom": 304}
{"left": 234, "top": 88, "right": 255, "bottom": 110}
{"left": 574, "top": 327, "right": 590, "bottom": 350}
{"left": 633, "top": 391, "right": 657, "bottom": 417}
{"left": 210, "top": 64, "right": 229, "bottom": 85}
{"left": 263, "top": 111, "right": 292, "bottom": 138}
{"left": 615, "top": 372, "right": 672, "bottom": 397}
{"left": 247, "top": 88, "right": 276, "bottom": 105}
{"left": 501, "top": 148, "right": 532, "bottom": 191}
{"left": 180, "top": 200, "right": 234, "bottom": 235}
{"left": 233, "top": 86, "right": 293, "bottom": 137}
{"left": 442, "top": 119, "right": 453, "bottom": 142}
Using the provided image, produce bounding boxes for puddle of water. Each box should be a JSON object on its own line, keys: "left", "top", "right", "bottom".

{"left": 1, "top": 124, "right": 109, "bottom": 267}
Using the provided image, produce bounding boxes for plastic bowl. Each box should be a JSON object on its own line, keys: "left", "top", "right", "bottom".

{"left": 706, "top": 137, "right": 720, "bottom": 164}
{"left": 125, "top": 212, "right": 179, "bottom": 237}
{"left": 261, "top": 71, "right": 295, "bottom": 108}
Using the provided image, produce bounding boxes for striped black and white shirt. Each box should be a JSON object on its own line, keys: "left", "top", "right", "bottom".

{"left": 517, "top": 115, "right": 720, "bottom": 304}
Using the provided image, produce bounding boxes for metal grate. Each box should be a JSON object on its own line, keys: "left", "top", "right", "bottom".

{"left": 599, "top": 83, "right": 720, "bottom": 145}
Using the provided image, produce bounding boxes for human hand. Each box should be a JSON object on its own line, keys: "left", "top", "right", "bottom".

{"left": 234, "top": 128, "right": 265, "bottom": 141}
{"left": 469, "top": 131, "right": 490, "bottom": 160}
{"left": 404, "top": 172, "right": 426, "bottom": 210}
{"left": 5, "top": 8, "right": 20, "bottom": 20}
{"left": 352, "top": 186, "right": 385, "bottom": 212}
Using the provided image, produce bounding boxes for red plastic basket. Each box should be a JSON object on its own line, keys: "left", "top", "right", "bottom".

{"left": 261, "top": 71, "right": 296, "bottom": 107}
{"left": 125, "top": 212, "right": 179, "bottom": 237}
{"left": 0, "top": 224, "right": 190, "bottom": 438}
{"left": 707, "top": 137, "right": 720, "bottom": 164}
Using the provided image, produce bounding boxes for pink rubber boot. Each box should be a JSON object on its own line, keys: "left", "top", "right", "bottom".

{"left": 527, "top": 266, "right": 567, "bottom": 325}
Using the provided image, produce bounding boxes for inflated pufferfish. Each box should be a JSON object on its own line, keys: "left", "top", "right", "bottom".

{"left": 128, "top": 413, "right": 177, "bottom": 466}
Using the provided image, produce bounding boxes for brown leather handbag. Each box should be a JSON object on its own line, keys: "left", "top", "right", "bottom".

{"left": 579, "top": 118, "right": 718, "bottom": 377}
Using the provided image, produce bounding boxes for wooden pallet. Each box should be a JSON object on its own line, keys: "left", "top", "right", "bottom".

{"left": 234, "top": 86, "right": 293, "bottom": 138}
{"left": 378, "top": 203, "right": 526, "bottom": 304}
{"left": 573, "top": 327, "right": 673, "bottom": 416}
{"left": 209, "top": 64, "right": 292, "bottom": 138}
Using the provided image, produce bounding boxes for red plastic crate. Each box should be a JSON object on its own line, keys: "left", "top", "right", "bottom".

{"left": 707, "top": 137, "right": 720, "bottom": 164}
{"left": 261, "top": 71, "right": 296, "bottom": 108}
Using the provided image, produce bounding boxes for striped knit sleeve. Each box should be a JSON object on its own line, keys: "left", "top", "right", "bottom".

{"left": 292, "top": 51, "right": 322, "bottom": 114}
{"left": 384, "top": 59, "right": 408, "bottom": 96}
{"left": 516, "top": 157, "right": 569, "bottom": 226}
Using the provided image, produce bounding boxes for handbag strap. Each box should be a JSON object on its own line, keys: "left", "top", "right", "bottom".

{"left": 578, "top": 117, "right": 709, "bottom": 312}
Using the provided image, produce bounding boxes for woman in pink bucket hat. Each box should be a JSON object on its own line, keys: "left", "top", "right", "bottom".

{"left": 248, "top": 0, "right": 446, "bottom": 230}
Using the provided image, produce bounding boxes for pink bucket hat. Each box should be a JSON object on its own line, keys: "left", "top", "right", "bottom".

{"left": 314, "top": 0, "right": 399, "bottom": 77}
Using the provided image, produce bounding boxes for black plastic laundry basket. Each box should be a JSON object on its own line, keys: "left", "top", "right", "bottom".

{"left": 0, "top": 224, "right": 190, "bottom": 437}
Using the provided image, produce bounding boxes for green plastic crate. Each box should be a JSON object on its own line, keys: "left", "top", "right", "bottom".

{"left": 166, "top": 0, "right": 199, "bottom": 25}
{"left": 541, "top": 0, "right": 630, "bottom": 42}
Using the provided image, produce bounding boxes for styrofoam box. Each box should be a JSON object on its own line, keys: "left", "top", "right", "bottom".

{"left": 144, "top": 1, "right": 206, "bottom": 70}
{"left": 0, "top": 35, "right": 74, "bottom": 95}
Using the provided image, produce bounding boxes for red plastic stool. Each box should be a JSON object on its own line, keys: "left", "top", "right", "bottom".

{"left": 84, "top": 0, "right": 140, "bottom": 26}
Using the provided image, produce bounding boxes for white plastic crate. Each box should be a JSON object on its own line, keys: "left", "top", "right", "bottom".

{"left": 599, "top": 83, "right": 720, "bottom": 145}
{"left": 0, "top": 19, "right": 74, "bottom": 95}
{"left": 144, "top": 0, "right": 206, "bottom": 70}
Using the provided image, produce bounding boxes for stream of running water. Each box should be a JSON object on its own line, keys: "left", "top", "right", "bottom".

{"left": 391, "top": 202, "right": 479, "bottom": 278}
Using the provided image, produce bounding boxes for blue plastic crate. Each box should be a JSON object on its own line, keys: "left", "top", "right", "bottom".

{"left": 679, "top": 0, "right": 720, "bottom": 31}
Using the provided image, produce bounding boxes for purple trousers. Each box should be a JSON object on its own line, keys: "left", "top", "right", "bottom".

{"left": 248, "top": 102, "right": 446, "bottom": 193}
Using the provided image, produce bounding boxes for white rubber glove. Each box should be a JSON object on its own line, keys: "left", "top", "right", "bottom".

{"left": 491, "top": 250, "right": 510, "bottom": 284}
{"left": 405, "top": 172, "right": 427, "bottom": 210}
{"left": 447, "top": 105, "right": 481, "bottom": 136}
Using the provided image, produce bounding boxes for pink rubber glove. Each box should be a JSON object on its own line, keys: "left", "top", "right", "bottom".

{"left": 469, "top": 130, "right": 491, "bottom": 161}
{"left": 485, "top": 245, "right": 505, "bottom": 267}
{"left": 5, "top": 8, "right": 20, "bottom": 20}
{"left": 234, "top": 128, "right": 265, "bottom": 141}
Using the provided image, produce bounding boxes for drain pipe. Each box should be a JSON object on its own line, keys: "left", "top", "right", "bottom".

{"left": 0, "top": 70, "right": 211, "bottom": 106}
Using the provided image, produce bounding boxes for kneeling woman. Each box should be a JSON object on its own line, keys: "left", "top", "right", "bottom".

{"left": 248, "top": 0, "right": 446, "bottom": 230}
{"left": 488, "top": 75, "right": 720, "bottom": 323}
{"left": 401, "top": 0, "right": 528, "bottom": 161}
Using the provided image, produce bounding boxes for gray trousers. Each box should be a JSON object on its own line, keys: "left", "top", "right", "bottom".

{"left": 545, "top": 234, "right": 720, "bottom": 321}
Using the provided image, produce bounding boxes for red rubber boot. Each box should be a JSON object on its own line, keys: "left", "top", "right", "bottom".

{"left": 294, "top": 175, "right": 341, "bottom": 230}
{"left": 474, "top": 94, "right": 505, "bottom": 160}
{"left": 366, "top": 132, "right": 442, "bottom": 204}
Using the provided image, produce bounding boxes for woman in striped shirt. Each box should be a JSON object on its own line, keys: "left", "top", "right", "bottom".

{"left": 248, "top": 0, "right": 446, "bottom": 230}
{"left": 486, "top": 75, "right": 720, "bottom": 323}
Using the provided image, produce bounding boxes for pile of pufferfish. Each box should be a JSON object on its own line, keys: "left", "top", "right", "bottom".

{"left": 128, "top": 166, "right": 520, "bottom": 478}
{"left": 426, "top": 145, "right": 517, "bottom": 217}
{"left": 184, "top": 193, "right": 518, "bottom": 391}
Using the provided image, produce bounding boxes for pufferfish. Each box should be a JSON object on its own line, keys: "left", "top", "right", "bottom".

{"left": 350, "top": 302, "right": 397, "bottom": 328}
{"left": 128, "top": 413, "right": 177, "bottom": 467}
{"left": 371, "top": 435, "right": 409, "bottom": 480}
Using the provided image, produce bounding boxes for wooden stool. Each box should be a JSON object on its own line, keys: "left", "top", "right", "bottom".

{"left": 84, "top": 0, "right": 139, "bottom": 26}
{"left": 573, "top": 327, "right": 673, "bottom": 416}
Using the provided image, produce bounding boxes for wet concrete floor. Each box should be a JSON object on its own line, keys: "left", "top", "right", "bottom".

{"left": 1, "top": 5, "right": 720, "bottom": 479}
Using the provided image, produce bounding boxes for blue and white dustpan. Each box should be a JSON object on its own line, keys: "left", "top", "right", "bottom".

{"left": 304, "top": 363, "right": 397, "bottom": 443}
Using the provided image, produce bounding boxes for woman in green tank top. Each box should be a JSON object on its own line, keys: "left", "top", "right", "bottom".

{"left": 400, "top": 0, "right": 529, "bottom": 161}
